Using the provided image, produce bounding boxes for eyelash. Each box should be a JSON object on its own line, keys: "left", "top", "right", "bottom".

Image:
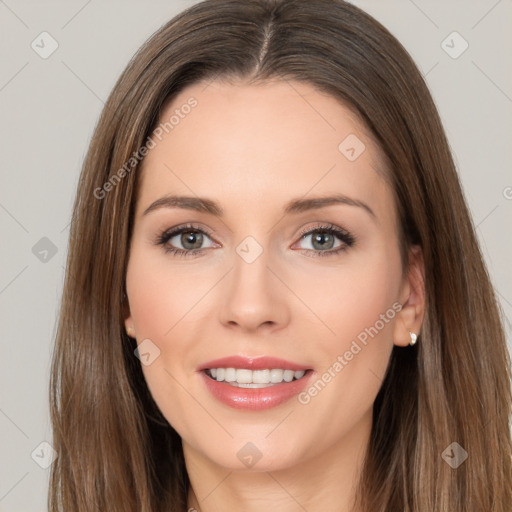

{"left": 155, "top": 222, "right": 356, "bottom": 258}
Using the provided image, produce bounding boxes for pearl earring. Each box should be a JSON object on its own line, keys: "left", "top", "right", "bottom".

{"left": 409, "top": 331, "right": 417, "bottom": 346}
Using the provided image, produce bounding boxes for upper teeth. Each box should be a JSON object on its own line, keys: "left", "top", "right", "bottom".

{"left": 208, "top": 368, "right": 306, "bottom": 385}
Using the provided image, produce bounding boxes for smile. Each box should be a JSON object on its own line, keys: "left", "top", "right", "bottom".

{"left": 205, "top": 368, "right": 307, "bottom": 387}
{"left": 198, "top": 355, "right": 314, "bottom": 410}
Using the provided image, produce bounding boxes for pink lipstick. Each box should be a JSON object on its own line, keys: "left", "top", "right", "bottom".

{"left": 198, "top": 355, "right": 314, "bottom": 410}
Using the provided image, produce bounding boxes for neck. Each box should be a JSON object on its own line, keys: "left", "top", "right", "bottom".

{"left": 184, "top": 408, "right": 372, "bottom": 512}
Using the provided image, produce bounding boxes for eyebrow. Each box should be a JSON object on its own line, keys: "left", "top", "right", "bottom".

{"left": 142, "top": 193, "right": 376, "bottom": 220}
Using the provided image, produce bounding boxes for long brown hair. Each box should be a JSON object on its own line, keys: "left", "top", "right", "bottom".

{"left": 48, "top": 0, "right": 512, "bottom": 510}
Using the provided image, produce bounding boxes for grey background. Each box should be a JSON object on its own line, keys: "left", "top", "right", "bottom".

{"left": 1, "top": 1, "right": 511, "bottom": 510}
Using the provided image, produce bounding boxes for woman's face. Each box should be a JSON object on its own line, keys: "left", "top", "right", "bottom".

{"left": 125, "top": 79, "right": 423, "bottom": 472}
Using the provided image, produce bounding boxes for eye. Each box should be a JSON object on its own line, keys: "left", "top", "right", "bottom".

{"left": 156, "top": 223, "right": 217, "bottom": 258}
{"left": 293, "top": 223, "right": 355, "bottom": 257}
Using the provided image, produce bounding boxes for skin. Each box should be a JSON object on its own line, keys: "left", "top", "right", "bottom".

{"left": 124, "top": 79, "right": 425, "bottom": 512}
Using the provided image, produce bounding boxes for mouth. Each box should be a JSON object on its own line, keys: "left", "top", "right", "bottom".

{"left": 197, "top": 356, "right": 314, "bottom": 410}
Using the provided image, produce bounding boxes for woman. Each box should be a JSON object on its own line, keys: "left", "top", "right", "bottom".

{"left": 48, "top": 0, "right": 512, "bottom": 511}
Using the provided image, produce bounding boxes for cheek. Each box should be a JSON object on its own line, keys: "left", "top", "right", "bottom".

{"left": 125, "top": 248, "right": 192, "bottom": 383}
{"left": 125, "top": 246, "right": 199, "bottom": 339}
{"left": 125, "top": 248, "right": 207, "bottom": 434}
{"left": 291, "top": 244, "right": 402, "bottom": 418}
{"left": 293, "top": 244, "right": 402, "bottom": 352}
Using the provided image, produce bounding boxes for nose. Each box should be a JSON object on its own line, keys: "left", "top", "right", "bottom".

{"left": 218, "top": 247, "right": 291, "bottom": 333}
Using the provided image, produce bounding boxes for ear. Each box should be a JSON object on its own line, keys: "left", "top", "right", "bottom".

{"left": 122, "top": 292, "right": 136, "bottom": 338}
{"left": 393, "top": 245, "right": 426, "bottom": 347}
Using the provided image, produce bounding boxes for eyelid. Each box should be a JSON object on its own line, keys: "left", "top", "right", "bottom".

{"left": 295, "top": 222, "right": 351, "bottom": 241}
{"left": 155, "top": 223, "right": 218, "bottom": 246}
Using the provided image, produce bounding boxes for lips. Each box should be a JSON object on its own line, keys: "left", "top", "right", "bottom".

{"left": 197, "top": 355, "right": 314, "bottom": 410}
{"left": 197, "top": 355, "right": 310, "bottom": 372}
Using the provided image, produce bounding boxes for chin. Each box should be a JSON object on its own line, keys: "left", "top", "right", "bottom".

{"left": 184, "top": 435, "right": 304, "bottom": 473}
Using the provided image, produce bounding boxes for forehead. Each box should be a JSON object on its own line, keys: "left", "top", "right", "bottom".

{"left": 136, "top": 79, "right": 392, "bottom": 223}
